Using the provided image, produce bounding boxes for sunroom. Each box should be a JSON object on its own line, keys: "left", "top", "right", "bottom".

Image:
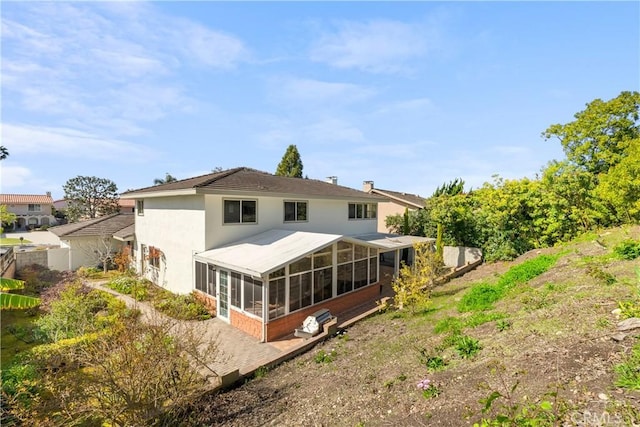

{"left": 193, "top": 229, "right": 433, "bottom": 342}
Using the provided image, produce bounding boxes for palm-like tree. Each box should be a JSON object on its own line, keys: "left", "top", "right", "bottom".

{"left": 153, "top": 173, "right": 178, "bottom": 185}
{"left": 1, "top": 278, "right": 40, "bottom": 309}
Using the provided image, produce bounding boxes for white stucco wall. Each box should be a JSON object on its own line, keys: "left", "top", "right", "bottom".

{"left": 135, "top": 195, "right": 207, "bottom": 294}
{"left": 65, "top": 236, "right": 126, "bottom": 270}
{"left": 134, "top": 193, "right": 379, "bottom": 295}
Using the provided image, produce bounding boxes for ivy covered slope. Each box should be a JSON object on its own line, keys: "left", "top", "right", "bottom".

{"left": 184, "top": 224, "right": 640, "bottom": 426}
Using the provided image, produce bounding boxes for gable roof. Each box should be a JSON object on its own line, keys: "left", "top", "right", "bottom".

{"left": 369, "top": 188, "right": 426, "bottom": 209}
{"left": 49, "top": 213, "right": 135, "bottom": 238}
{"left": 122, "top": 167, "right": 384, "bottom": 201}
{"left": 0, "top": 194, "right": 54, "bottom": 205}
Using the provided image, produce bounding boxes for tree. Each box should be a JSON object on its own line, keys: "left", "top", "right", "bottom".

{"left": 595, "top": 140, "right": 640, "bottom": 223}
{"left": 542, "top": 91, "right": 640, "bottom": 175}
{"left": 1, "top": 204, "right": 17, "bottom": 232}
{"left": 153, "top": 173, "right": 178, "bottom": 185}
{"left": 78, "top": 229, "right": 119, "bottom": 273}
{"left": 392, "top": 242, "right": 440, "bottom": 313}
{"left": 432, "top": 178, "right": 465, "bottom": 197}
{"left": 63, "top": 176, "right": 120, "bottom": 223}
{"left": 275, "top": 145, "right": 304, "bottom": 178}
{"left": 0, "top": 145, "right": 8, "bottom": 160}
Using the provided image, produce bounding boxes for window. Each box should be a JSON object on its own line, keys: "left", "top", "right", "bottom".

{"left": 314, "top": 267, "right": 333, "bottom": 303}
{"left": 28, "top": 204, "right": 41, "bottom": 212}
{"left": 369, "top": 256, "right": 378, "bottom": 284}
{"left": 284, "top": 201, "right": 308, "bottom": 222}
{"left": 207, "top": 264, "right": 216, "bottom": 296}
{"left": 243, "top": 275, "right": 263, "bottom": 316}
{"left": 230, "top": 272, "right": 241, "bottom": 308}
{"left": 224, "top": 200, "right": 257, "bottom": 224}
{"left": 269, "top": 277, "right": 286, "bottom": 320}
{"left": 195, "top": 262, "right": 207, "bottom": 293}
{"left": 337, "top": 263, "right": 353, "bottom": 295}
{"left": 148, "top": 246, "right": 162, "bottom": 269}
{"left": 348, "top": 203, "right": 377, "bottom": 219}
{"left": 289, "top": 272, "right": 312, "bottom": 312}
{"left": 136, "top": 200, "right": 144, "bottom": 216}
{"left": 354, "top": 259, "right": 368, "bottom": 289}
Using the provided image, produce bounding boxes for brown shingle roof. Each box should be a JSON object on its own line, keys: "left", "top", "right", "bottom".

{"left": 122, "top": 167, "right": 384, "bottom": 200}
{"left": 0, "top": 194, "right": 54, "bottom": 205}
{"left": 49, "top": 214, "right": 135, "bottom": 238}
{"left": 370, "top": 188, "right": 426, "bottom": 209}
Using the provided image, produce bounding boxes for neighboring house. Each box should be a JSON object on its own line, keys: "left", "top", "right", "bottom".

{"left": 0, "top": 193, "right": 57, "bottom": 230}
{"left": 362, "top": 181, "right": 427, "bottom": 233}
{"left": 121, "top": 167, "right": 433, "bottom": 342}
{"left": 52, "top": 198, "right": 135, "bottom": 217}
{"left": 48, "top": 213, "right": 135, "bottom": 270}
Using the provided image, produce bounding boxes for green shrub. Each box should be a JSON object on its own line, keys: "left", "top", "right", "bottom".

{"left": 106, "top": 276, "right": 149, "bottom": 301}
{"left": 613, "top": 239, "right": 640, "bottom": 260}
{"left": 153, "top": 293, "right": 211, "bottom": 321}
{"left": 314, "top": 349, "right": 337, "bottom": 364}
{"left": 76, "top": 266, "right": 103, "bottom": 279}
{"left": 454, "top": 335, "right": 482, "bottom": 359}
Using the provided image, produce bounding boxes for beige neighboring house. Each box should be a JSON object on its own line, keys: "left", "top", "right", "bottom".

{"left": 362, "top": 181, "right": 426, "bottom": 233}
{"left": 52, "top": 198, "right": 136, "bottom": 216}
{"left": 0, "top": 193, "right": 57, "bottom": 230}
{"left": 48, "top": 213, "right": 135, "bottom": 270}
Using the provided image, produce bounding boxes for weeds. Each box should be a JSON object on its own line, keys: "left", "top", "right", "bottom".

{"left": 417, "top": 348, "right": 447, "bottom": 372}
{"left": 314, "top": 349, "right": 337, "bottom": 364}
{"left": 613, "top": 239, "right": 640, "bottom": 260}
{"left": 417, "top": 378, "right": 441, "bottom": 399}
{"left": 614, "top": 339, "right": 640, "bottom": 390}
{"left": 455, "top": 335, "right": 482, "bottom": 359}
{"left": 496, "top": 319, "right": 511, "bottom": 332}
{"left": 383, "top": 373, "right": 407, "bottom": 389}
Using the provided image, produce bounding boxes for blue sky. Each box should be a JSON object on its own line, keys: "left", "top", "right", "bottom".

{"left": 1, "top": 1, "right": 638, "bottom": 201}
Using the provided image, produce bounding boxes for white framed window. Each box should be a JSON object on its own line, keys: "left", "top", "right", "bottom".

{"left": 284, "top": 201, "right": 308, "bottom": 222}
{"left": 224, "top": 199, "right": 257, "bottom": 224}
{"left": 28, "top": 204, "right": 41, "bottom": 212}
{"left": 348, "top": 203, "right": 377, "bottom": 220}
{"left": 136, "top": 200, "right": 144, "bottom": 216}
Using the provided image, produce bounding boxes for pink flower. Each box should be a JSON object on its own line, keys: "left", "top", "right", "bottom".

{"left": 417, "top": 379, "right": 431, "bottom": 390}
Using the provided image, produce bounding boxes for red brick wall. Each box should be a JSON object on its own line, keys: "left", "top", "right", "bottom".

{"left": 230, "top": 309, "right": 262, "bottom": 340}
{"left": 266, "top": 284, "right": 380, "bottom": 341}
{"left": 195, "top": 284, "right": 382, "bottom": 342}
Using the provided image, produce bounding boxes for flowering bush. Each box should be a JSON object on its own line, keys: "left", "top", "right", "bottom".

{"left": 417, "top": 378, "right": 440, "bottom": 399}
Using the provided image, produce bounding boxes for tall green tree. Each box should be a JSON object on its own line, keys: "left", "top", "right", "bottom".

{"left": 543, "top": 91, "right": 640, "bottom": 175}
{"left": 63, "top": 176, "right": 120, "bottom": 223}
{"left": 595, "top": 141, "right": 640, "bottom": 223}
{"left": 432, "top": 178, "right": 465, "bottom": 197}
{"left": 153, "top": 173, "right": 178, "bottom": 185}
{"left": 275, "top": 145, "right": 304, "bottom": 178}
{"left": 1, "top": 204, "right": 17, "bottom": 232}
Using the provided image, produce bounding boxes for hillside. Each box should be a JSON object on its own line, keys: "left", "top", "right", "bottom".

{"left": 183, "top": 225, "right": 640, "bottom": 426}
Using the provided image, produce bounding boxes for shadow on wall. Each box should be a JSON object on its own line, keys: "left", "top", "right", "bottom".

{"left": 443, "top": 246, "right": 482, "bottom": 268}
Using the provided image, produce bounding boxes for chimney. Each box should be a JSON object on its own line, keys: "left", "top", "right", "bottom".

{"left": 46, "top": 191, "right": 51, "bottom": 197}
{"left": 326, "top": 176, "right": 338, "bottom": 185}
{"left": 362, "top": 180, "right": 374, "bottom": 193}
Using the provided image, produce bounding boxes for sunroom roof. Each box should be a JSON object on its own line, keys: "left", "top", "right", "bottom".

{"left": 194, "top": 229, "right": 434, "bottom": 278}
{"left": 352, "top": 233, "right": 435, "bottom": 250}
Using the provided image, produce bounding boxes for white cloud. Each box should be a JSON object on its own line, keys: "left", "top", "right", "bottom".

{"left": 273, "top": 77, "right": 374, "bottom": 105}
{"left": 310, "top": 20, "right": 431, "bottom": 73}
{"left": 2, "top": 124, "right": 149, "bottom": 161}
{"left": 0, "top": 165, "right": 32, "bottom": 189}
{"left": 1, "top": 2, "right": 247, "bottom": 140}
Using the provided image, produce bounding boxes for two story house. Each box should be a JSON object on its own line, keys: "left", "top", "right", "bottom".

{"left": 121, "top": 168, "right": 433, "bottom": 342}
{"left": 0, "top": 193, "right": 57, "bottom": 230}
{"left": 362, "top": 181, "right": 426, "bottom": 233}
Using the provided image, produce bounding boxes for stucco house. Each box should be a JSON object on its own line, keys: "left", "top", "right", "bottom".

{"left": 48, "top": 213, "right": 134, "bottom": 270}
{"left": 121, "top": 167, "right": 433, "bottom": 342}
{"left": 362, "top": 181, "right": 427, "bottom": 233}
{"left": 0, "top": 193, "right": 57, "bottom": 230}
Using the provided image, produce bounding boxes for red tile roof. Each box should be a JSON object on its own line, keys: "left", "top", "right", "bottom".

{"left": 0, "top": 194, "right": 54, "bottom": 205}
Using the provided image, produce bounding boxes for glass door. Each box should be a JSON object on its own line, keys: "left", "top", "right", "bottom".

{"left": 218, "top": 270, "right": 229, "bottom": 320}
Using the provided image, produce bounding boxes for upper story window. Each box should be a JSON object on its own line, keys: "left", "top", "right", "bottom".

{"left": 348, "top": 203, "right": 377, "bottom": 220}
{"left": 224, "top": 199, "right": 257, "bottom": 224}
{"left": 136, "top": 200, "right": 144, "bottom": 216}
{"left": 284, "top": 201, "right": 308, "bottom": 222}
{"left": 28, "top": 204, "right": 41, "bottom": 212}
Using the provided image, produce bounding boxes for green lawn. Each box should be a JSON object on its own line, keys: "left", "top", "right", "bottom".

{"left": 0, "top": 238, "right": 32, "bottom": 246}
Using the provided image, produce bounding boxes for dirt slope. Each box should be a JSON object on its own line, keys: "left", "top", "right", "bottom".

{"left": 183, "top": 226, "right": 640, "bottom": 426}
